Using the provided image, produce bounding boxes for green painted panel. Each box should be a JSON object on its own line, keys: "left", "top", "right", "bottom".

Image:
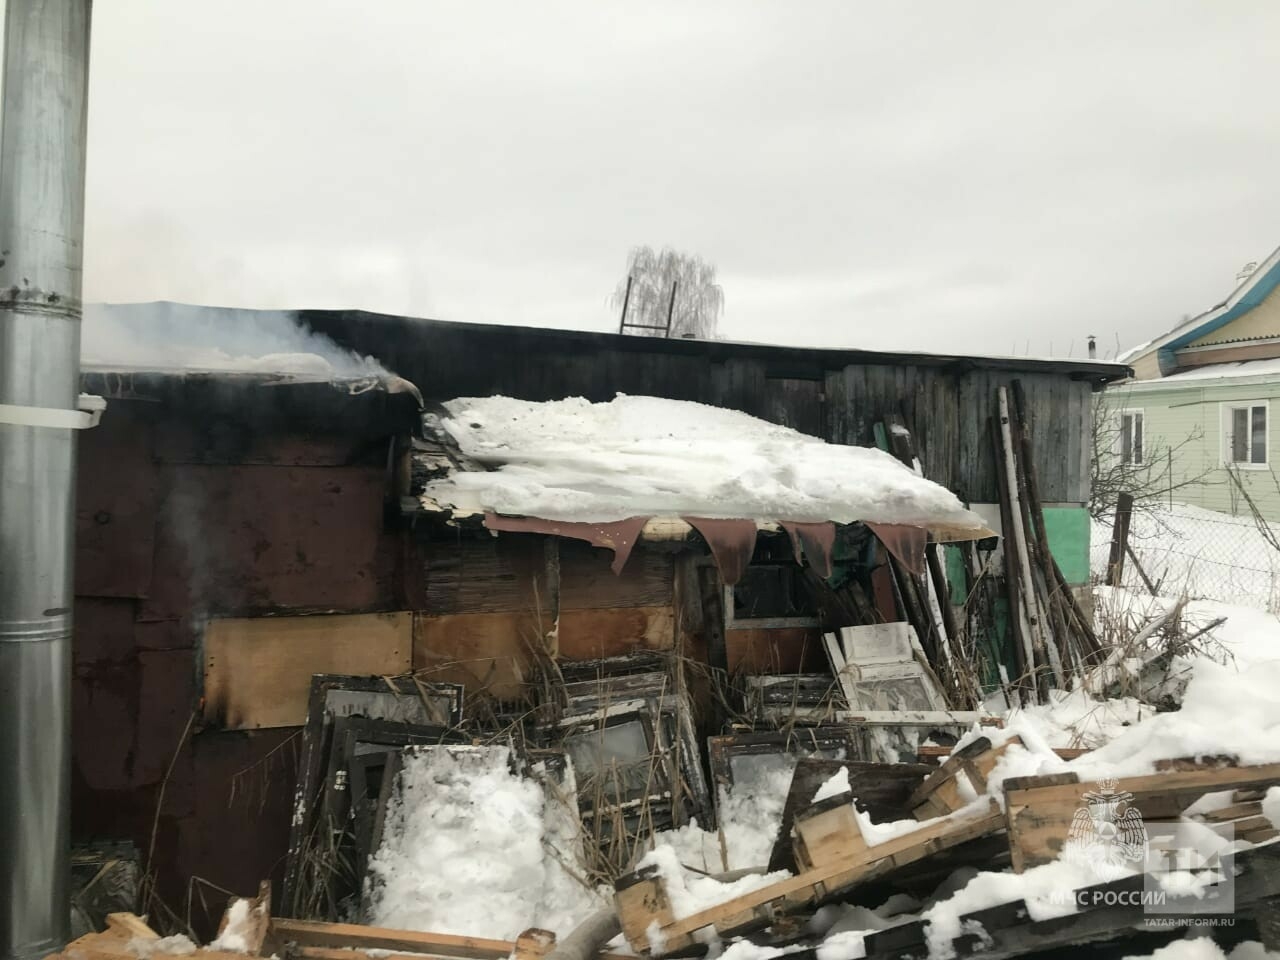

{"left": 1042, "top": 506, "right": 1091, "bottom": 585}
{"left": 943, "top": 544, "right": 968, "bottom": 606}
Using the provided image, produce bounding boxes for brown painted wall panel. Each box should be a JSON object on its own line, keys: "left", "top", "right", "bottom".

{"left": 555, "top": 606, "right": 675, "bottom": 660}
{"left": 413, "top": 611, "right": 538, "bottom": 700}
{"left": 75, "top": 409, "right": 159, "bottom": 598}
{"left": 424, "top": 537, "right": 673, "bottom": 615}
{"left": 726, "top": 626, "right": 825, "bottom": 674}
{"left": 201, "top": 612, "right": 414, "bottom": 729}
{"left": 140, "top": 463, "right": 395, "bottom": 621}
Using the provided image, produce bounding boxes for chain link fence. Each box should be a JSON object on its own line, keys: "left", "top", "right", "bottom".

{"left": 1090, "top": 502, "right": 1280, "bottom": 612}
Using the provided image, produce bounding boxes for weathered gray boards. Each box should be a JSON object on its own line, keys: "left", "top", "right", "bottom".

{"left": 299, "top": 311, "right": 1125, "bottom": 505}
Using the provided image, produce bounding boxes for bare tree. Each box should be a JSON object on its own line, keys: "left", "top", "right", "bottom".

{"left": 1090, "top": 388, "right": 1213, "bottom": 520}
{"left": 611, "top": 246, "right": 724, "bottom": 339}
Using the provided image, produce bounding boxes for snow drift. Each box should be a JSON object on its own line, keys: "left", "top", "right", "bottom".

{"left": 421, "top": 394, "right": 990, "bottom": 531}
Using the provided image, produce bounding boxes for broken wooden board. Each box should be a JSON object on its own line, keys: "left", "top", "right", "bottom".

{"left": 909, "top": 736, "right": 1020, "bottom": 819}
{"left": 616, "top": 800, "right": 1004, "bottom": 953}
{"left": 765, "top": 759, "right": 932, "bottom": 873}
{"left": 1004, "top": 762, "right": 1280, "bottom": 872}
{"left": 202, "top": 612, "right": 413, "bottom": 729}
{"left": 916, "top": 744, "right": 1089, "bottom": 762}
{"left": 59, "top": 918, "right": 253, "bottom": 960}
{"left": 267, "top": 918, "right": 633, "bottom": 960}
{"left": 792, "top": 791, "right": 868, "bottom": 896}
{"left": 103, "top": 914, "right": 158, "bottom": 941}
{"left": 54, "top": 916, "right": 619, "bottom": 960}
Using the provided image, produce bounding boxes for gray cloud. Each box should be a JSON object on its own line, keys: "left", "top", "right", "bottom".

{"left": 62, "top": 0, "right": 1280, "bottom": 360}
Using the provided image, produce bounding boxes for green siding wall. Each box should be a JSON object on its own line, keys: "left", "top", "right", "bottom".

{"left": 1043, "top": 507, "right": 1092, "bottom": 584}
{"left": 1103, "top": 381, "right": 1280, "bottom": 521}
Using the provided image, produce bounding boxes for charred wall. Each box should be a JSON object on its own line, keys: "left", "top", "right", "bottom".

{"left": 72, "top": 373, "right": 418, "bottom": 935}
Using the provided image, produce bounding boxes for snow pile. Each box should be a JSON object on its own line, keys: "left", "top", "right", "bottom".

{"left": 1069, "top": 656, "right": 1280, "bottom": 778}
{"left": 364, "top": 746, "right": 605, "bottom": 939}
{"left": 1002, "top": 686, "right": 1148, "bottom": 749}
{"left": 421, "top": 395, "right": 990, "bottom": 530}
{"left": 207, "top": 900, "right": 251, "bottom": 952}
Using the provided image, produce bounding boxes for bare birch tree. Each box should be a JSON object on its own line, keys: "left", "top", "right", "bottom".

{"left": 611, "top": 246, "right": 724, "bottom": 339}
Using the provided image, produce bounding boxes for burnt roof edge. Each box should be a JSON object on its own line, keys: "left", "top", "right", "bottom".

{"left": 298, "top": 308, "right": 1132, "bottom": 384}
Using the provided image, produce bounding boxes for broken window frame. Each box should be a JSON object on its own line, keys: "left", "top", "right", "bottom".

{"left": 556, "top": 702, "right": 672, "bottom": 817}
{"left": 283, "top": 674, "right": 464, "bottom": 916}
{"left": 724, "top": 553, "right": 822, "bottom": 630}
{"left": 741, "top": 673, "right": 846, "bottom": 725}
{"left": 707, "top": 728, "right": 866, "bottom": 815}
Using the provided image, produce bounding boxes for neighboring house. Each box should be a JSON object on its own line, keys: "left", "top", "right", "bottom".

{"left": 1115, "top": 244, "right": 1280, "bottom": 518}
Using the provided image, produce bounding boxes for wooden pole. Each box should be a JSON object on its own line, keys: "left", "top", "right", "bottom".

{"left": 616, "top": 274, "right": 633, "bottom": 335}
{"left": 1010, "top": 381, "right": 1101, "bottom": 664}
{"left": 998, "top": 388, "right": 1050, "bottom": 697}
{"left": 1006, "top": 388, "right": 1068, "bottom": 685}
{"left": 1106, "top": 492, "right": 1135, "bottom": 587}
{"left": 664, "top": 280, "right": 678, "bottom": 337}
{"left": 990, "top": 415, "right": 1032, "bottom": 703}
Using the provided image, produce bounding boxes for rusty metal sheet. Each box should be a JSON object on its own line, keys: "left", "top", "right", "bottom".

{"left": 865, "top": 522, "right": 929, "bottom": 577}
{"left": 684, "top": 517, "right": 758, "bottom": 586}
{"left": 482, "top": 513, "right": 648, "bottom": 574}
{"left": 140, "top": 463, "right": 398, "bottom": 621}
{"left": 780, "top": 521, "right": 837, "bottom": 579}
{"left": 75, "top": 409, "right": 159, "bottom": 598}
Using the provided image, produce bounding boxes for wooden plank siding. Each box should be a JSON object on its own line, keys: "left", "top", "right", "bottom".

{"left": 301, "top": 310, "right": 1107, "bottom": 507}
{"left": 829, "top": 365, "right": 1092, "bottom": 505}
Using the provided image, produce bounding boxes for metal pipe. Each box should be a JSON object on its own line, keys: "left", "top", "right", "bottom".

{"left": 0, "top": 2, "right": 92, "bottom": 958}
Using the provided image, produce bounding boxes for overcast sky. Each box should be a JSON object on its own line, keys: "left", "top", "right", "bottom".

{"left": 66, "top": 2, "right": 1280, "bottom": 359}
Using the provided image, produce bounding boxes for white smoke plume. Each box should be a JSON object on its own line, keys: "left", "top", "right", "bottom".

{"left": 81, "top": 301, "right": 393, "bottom": 381}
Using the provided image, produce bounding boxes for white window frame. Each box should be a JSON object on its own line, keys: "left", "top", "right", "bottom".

{"left": 1116, "top": 408, "right": 1145, "bottom": 466}
{"left": 1220, "top": 400, "right": 1270, "bottom": 470}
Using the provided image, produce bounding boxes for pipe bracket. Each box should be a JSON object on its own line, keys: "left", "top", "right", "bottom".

{"left": 0, "top": 394, "right": 104, "bottom": 429}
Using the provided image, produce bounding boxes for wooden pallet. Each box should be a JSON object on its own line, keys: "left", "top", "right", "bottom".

{"left": 915, "top": 744, "right": 1090, "bottom": 762}
{"left": 615, "top": 799, "right": 1004, "bottom": 954}
{"left": 1004, "top": 762, "right": 1280, "bottom": 872}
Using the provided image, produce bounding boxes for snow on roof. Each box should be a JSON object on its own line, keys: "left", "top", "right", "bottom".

{"left": 1129, "top": 356, "right": 1280, "bottom": 386}
{"left": 419, "top": 395, "right": 989, "bottom": 535}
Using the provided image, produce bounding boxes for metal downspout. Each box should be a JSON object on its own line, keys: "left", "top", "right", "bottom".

{"left": 0, "top": 2, "right": 92, "bottom": 958}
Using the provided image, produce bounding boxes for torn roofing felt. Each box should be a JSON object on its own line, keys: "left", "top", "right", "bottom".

{"left": 417, "top": 394, "right": 993, "bottom": 580}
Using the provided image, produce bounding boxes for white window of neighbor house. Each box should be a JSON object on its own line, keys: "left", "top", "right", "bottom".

{"left": 1118, "top": 409, "right": 1144, "bottom": 465}
{"left": 1222, "top": 402, "right": 1269, "bottom": 468}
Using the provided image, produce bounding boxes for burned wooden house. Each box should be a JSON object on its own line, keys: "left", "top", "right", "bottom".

{"left": 69, "top": 307, "right": 1126, "bottom": 933}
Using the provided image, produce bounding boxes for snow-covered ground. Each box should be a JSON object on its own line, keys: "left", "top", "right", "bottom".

{"left": 1092, "top": 502, "right": 1280, "bottom": 611}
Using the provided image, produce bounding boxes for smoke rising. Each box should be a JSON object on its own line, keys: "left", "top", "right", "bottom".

{"left": 80, "top": 301, "right": 392, "bottom": 380}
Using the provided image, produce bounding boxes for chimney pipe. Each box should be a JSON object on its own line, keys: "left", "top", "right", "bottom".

{"left": 1087, "top": 335, "right": 1097, "bottom": 359}
{"left": 0, "top": 2, "right": 92, "bottom": 958}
